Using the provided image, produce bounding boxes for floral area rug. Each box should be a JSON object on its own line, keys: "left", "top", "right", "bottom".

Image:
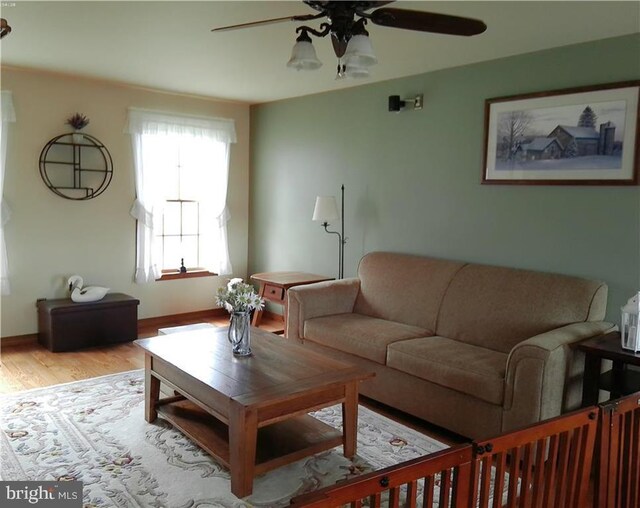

{"left": 0, "top": 370, "right": 448, "bottom": 507}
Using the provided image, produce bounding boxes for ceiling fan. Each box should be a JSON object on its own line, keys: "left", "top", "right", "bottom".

{"left": 212, "top": 1, "right": 487, "bottom": 78}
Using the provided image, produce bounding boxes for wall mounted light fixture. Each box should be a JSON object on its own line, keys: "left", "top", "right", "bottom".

{"left": 388, "top": 94, "right": 424, "bottom": 112}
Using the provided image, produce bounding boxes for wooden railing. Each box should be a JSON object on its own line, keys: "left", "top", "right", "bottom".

{"left": 290, "top": 444, "right": 473, "bottom": 507}
{"left": 597, "top": 392, "right": 640, "bottom": 508}
{"left": 470, "top": 406, "right": 598, "bottom": 508}
{"left": 290, "top": 406, "right": 599, "bottom": 508}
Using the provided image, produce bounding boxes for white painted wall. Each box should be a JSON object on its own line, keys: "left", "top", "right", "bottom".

{"left": 1, "top": 68, "right": 250, "bottom": 337}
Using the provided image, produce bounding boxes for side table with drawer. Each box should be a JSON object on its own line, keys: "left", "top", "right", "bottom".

{"left": 250, "top": 272, "right": 333, "bottom": 334}
{"left": 37, "top": 293, "right": 140, "bottom": 352}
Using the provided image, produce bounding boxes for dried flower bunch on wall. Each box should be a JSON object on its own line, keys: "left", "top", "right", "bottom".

{"left": 66, "top": 113, "right": 90, "bottom": 130}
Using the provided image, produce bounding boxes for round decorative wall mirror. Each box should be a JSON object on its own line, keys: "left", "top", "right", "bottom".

{"left": 39, "top": 133, "right": 113, "bottom": 200}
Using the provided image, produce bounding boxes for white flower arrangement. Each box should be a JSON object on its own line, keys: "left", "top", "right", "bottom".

{"left": 216, "top": 278, "right": 265, "bottom": 314}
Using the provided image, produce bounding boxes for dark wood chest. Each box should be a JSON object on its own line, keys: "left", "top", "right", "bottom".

{"left": 37, "top": 293, "right": 140, "bottom": 352}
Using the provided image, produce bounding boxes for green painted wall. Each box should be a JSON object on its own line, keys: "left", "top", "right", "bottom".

{"left": 250, "top": 34, "right": 640, "bottom": 323}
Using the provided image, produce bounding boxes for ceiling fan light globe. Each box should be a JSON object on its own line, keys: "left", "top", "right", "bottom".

{"left": 343, "top": 35, "right": 377, "bottom": 68}
{"left": 344, "top": 64, "right": 370, "bottom": 79}
{"left": 286, "top": 40, "right": 323, "bottom": 71}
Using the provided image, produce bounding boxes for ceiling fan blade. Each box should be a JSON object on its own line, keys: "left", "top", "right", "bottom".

{"left": 370, "top": 7, "right": 487, "bottom": 36}
{"left": 211, "top": 13, "right": 322, "bottom": 33}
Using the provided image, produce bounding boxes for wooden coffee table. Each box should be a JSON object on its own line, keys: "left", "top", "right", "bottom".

{"left": 135, "top": 327, "right": 374, "bottom": 497}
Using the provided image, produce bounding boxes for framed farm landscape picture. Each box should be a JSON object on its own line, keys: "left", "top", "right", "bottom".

{"left": 482, "top": 81, "right": 640, "bottom": 185}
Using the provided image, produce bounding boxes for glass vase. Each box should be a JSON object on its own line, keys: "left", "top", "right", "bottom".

{"left": 228, "top": 311, "right": 252, "bottom": 356}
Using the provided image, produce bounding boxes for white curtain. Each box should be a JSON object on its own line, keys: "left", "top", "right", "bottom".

{"left": 0, "top": 91, "right": 15, "bottom": 295}
{"left": 125, "top": 108, "right": 236, "bottom": 282}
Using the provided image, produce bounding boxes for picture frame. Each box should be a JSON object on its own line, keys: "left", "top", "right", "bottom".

{"left": 482, "top": 81, "right": 640, "bottom": 185}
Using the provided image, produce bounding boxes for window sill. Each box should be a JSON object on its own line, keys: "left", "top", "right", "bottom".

{"left": 156, "top": 270, "right": 217, "bottom": 281}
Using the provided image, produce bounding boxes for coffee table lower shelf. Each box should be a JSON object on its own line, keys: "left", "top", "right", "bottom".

{"left": 157, "top": 399, "right": 343, "bottom": 475}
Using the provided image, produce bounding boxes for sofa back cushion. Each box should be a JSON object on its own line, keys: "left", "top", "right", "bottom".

{"left": 354, "top": 252, "right": 465, "bottom": 332}
{"left": 435, "top": 264, "right": 608, "bottom": 353}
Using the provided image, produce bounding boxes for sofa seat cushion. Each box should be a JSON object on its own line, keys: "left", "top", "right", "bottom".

{"left": 387, "top": 336, "right": 507, "bottom": 405}
{"left": 304, "top": 313, "right": 430, "bottom": 365}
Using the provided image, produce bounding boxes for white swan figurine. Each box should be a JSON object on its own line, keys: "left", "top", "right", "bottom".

{"left": 67, "top": 275, "right": 109, "bottom": 303}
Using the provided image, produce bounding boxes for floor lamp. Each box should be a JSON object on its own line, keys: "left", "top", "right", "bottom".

{"left": 312, "top": 185, "right": 345, "bottom": 279}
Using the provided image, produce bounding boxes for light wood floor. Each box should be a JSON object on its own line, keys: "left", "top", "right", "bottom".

{"left": 0, "top": 314, "right": 463, "bottom": 446}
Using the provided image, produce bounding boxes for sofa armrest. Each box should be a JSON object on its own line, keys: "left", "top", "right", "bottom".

{"left": 286, "top": 278, "right": 361, "bottom": 340}
{"left": 502, "top": 321, "right": 615, "bottom": 432}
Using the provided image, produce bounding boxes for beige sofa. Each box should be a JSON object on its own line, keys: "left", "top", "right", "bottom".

{"left": 286, "top": 252, "right": 614, "bottom": 438}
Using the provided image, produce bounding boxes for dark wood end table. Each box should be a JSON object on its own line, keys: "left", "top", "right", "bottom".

{"left": 577, "top": 331, "right": 640, "bottom": 407}
{"left": 250, "top": 271, "right": 333, "bottom": 334}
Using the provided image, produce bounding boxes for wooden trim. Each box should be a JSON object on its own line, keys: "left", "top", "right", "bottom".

{"left": 0, "top": 333, "right": 38, "bottom": 347}
{"left": 1, "top": 309, "right": 226, "bottom": 346}
{"left": 157, "top": 270, "right": 217, "bottom": 281}
{"left": 137, "top": 308, "right": 226, "bottom": 330}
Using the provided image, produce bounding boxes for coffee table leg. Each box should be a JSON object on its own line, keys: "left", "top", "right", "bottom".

{"left": 144, "top": 355, "right": 160, "bottom": 423}
{"left": 229, "top": 401, "right": 258, "bottom": 497}
{"left": 342, "top": 381, "right": 359, "bottom": 458}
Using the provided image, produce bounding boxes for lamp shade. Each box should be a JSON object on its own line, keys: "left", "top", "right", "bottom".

{"left": 312, "top": 196, "right": 339, "bottom": 222}
{"left": 287, "top": 40, "right": 322, "bottom": 71}
{"left": 343, "top": 34, "right": 377, "bottom": 68}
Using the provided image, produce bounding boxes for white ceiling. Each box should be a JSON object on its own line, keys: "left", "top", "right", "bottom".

{"left": 2, "top": 1, "right": 639, "bottom": 104}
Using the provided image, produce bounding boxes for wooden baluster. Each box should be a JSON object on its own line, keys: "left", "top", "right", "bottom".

{"left": 541, "top": 434, "right": 559, "bottom": 507}
{"left": 405, "top": 480, "right": 418, "bottom": 508}
{"left": 565, "top": 425, "right": 583, "bottom": 505}
{"left": 554, "top": 431, "right": 571, "bottom": 507}
{"left": 492, "top": 452, "right": 506, "bottom": 508}
{"left": 439, "top": 468, "right": 451, "bottom": 507}
{"left": 519, "top": 441, "right": 534, "bottom": 508}
{"left": 389, "top": 486, "right": 400, "bottom": 508}
{"left": 423, "top": 476, "right": 434, "bottom": 508}
{"left": 506, "top": 446, "right": 521, "bottom": 507}
{"left": 530, "top": 438, "right": 547, "bottom": 508}
{"left": 479, "top": 456, "right": 492, "bottom": 507}
{"left": 632, "top": 408, "right": 640, "bottom": 508}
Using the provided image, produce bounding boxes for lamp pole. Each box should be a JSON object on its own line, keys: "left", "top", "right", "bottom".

{"left": 320, "top": 185, "right": 346, "bottom": 279}
{"left": 340, "top": 184, "right": 345, "bottom": 279}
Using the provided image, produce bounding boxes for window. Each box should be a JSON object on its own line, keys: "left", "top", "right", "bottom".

{"left": 126, "top": 109, "right": 236, "bottom": 283}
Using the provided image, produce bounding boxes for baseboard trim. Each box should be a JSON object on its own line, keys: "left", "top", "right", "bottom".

{"left": 1, "top": 333, "right": 38, "bottom": 347}
{"left": 1, "top": 308, "right": 229, "bottom": 347}
{"left": 137, "top": 308, "right": 226, "bottom": 330}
